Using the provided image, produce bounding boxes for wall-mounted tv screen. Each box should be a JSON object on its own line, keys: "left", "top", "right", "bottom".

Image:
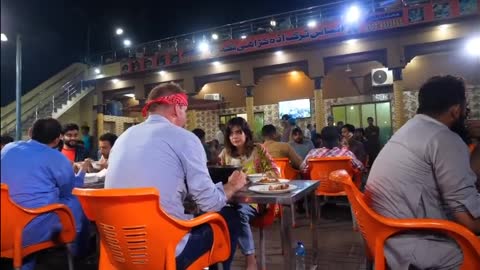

{"left": 278, "top": 98, "right": 311, "bottom": 119}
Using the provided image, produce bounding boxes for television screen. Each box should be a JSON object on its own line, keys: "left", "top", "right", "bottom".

{"left": 278, "top": 98, "right": 311, "bottom": 119}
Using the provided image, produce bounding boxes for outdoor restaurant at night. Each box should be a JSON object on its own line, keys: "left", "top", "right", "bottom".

{"left": 1, "top": 0, "right": 479, "bottom": 269}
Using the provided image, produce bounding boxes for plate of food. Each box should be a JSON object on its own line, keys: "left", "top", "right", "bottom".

{"left": 252, "top": 177, "right": 289, "bottom": 185}
{"left": 248, "top": 184, "right": 297, "bottom": 194}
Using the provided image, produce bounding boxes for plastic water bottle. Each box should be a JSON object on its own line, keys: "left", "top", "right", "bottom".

{"left": 295, "top": 241, "right": 306, "bottom": 270}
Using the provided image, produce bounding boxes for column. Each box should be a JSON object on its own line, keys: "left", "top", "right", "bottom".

{"left": 96, "top": 106, "right": 104, "bottom": 137}
{"left": 313, "top": 77, "right": 325, "bottom": 131}
{"left": 245, "top": 86, "right": 255, "bottom": 126}
{"left": 392, "top": 68, "right": 404, "bottom": 132}
{"left": 95, "top": 92, "right": 104, "bottom": 136}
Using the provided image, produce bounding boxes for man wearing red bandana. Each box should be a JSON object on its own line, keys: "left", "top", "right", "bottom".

{"left": 105, "top": 83, "right": 246, "bottom": 270}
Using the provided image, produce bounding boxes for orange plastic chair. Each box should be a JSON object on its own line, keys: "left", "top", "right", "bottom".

{"left": 468, "top": 143, "right": 477, "bottom": 154}
{"left": 272, "top": 158, "right": 305, "bottom": 227}
{"left": 1, "top": 183, "right": 76, "bottom": 270}
{"left": 272, "top": 158, "right": 299, "bottom": 180}
{"left": 72, "top": 187, "right": 231, "bottom": 270}
{"left": 308, "top": 157, "right": 360, "bottom": 229}
{"left": 330, "top": 170, "right": 480, "bottom": 270}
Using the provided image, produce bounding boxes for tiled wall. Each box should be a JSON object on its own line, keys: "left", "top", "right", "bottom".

{"left": 103, "top": 115, "right": 139, "bottom": 135}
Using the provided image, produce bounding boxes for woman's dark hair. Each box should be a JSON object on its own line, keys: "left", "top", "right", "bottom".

{"left": 417, "top": 75, "right": 466, "bottom": 115}
{"left": 225, "top": 117, "right": 255, "bottom": 158}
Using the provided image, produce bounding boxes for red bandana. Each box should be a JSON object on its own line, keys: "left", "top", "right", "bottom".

{"left": 142, "top": 93, "right": 189, "bottom": 117}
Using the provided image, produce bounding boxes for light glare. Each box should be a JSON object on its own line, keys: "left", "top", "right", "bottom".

{"left": 438, "top": 24, "right": 449, "bottom": 31}
{"left": 198, "top": 41, "right": 210, "bottom": 52}
{"left": 0, "top": 33, "right": 7, "bottom": 42}
{"left": 211, "top": 33, "right": 219, "bottom": 40}
{"left": 466, "top": 37, "right": 480, "bottom": 56}
{"left": 345, "top": 5, "right": 361, "bottom": 24}
{"left": 94, "top": 68, "right": 101, "bottom": 74}
{"left": 115, "top": 28, "right": 124, "bottom": 35}
{"left": 307, "top": 20, "right": 317, "bottom": 28}
{"left": 123, "top": 39, "right": 132, "bottom": 47}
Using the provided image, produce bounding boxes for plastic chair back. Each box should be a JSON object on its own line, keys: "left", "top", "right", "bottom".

{"left": 308, "top": 157, "right": 356, "bottom": 196}
{"left": 272, "top": 158, "right": 299, "bottom": 179}
{"left": 73, "top": 187, "right": 230, "bottom": 270}
{"left": 330, "top": 170, "right": 480, "bottom": 270}
{"left": 1, "top": 183, "right": 76, "bottom": 269}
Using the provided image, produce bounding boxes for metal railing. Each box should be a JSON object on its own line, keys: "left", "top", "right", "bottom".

{"left": 88, "top": 0, "right": 409, "bottom": 65}
{"left": 1, "top": 70, "right": 92, "bottom": 135}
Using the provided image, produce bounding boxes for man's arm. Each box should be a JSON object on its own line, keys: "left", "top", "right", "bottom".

{"left": 179, "top": 134, "right": 245, "bottom": 212}
{"left": 287, "top": 144, "right": 303, "bottom": 170}
{"left": 52, "top": 154, "right": 85, "bottom": 198}
{"left": 428, "top": 131, "right": 480, "bottom": 234}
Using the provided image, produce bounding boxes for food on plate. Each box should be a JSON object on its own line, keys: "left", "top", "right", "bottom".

{"left": 268, "top": 184, "right": 290, "bottom": 191}
{"left": 258, "top": 177, "right": 280, "bottom": 183}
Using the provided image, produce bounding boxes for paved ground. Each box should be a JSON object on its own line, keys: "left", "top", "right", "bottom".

{"left": 1, "top": 203, "right": 367, "bottom": 270}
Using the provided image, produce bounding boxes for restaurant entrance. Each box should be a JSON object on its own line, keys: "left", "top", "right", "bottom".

{"left": 332, "top": 101, "right": 392, "bottom": 146}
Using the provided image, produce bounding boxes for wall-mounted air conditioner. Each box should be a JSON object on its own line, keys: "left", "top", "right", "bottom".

{"left": 371, "top": 68, "right": 393, "bottom": 87}
{"left": 204, "top": 93, "right": 222, "bottom": 101}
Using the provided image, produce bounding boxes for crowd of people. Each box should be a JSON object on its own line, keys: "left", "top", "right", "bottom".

{"left": 1, "top": 75, "right": 479, "bottom": 270}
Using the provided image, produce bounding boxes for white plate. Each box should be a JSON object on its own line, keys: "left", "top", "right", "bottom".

{"left": 251, "top": 179, "right": 290, "bottom": 185}
{"left": 248, "top": 184, "right": 297, "bottom": 194}
{"left": 247, "top": 173, "right": 264, "bottom": 182}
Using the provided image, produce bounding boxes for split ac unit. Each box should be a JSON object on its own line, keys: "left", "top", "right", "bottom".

{"left": 204, "top": 93, "right": 222, "bottom": 101}
{"left": 371, "top": 68, "right": 393, "bottom": 87}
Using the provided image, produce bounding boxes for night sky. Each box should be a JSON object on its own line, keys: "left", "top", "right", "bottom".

{"left": 1, "top": 0, "right": 324, "bottom": 106}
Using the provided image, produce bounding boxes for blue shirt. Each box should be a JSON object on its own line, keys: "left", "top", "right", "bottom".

{"left": 1, "top": 140, "right": 85, "bottom": 207}
{"left": 105, "top": 115, "right": 227, "bottom": 256}
{"left": 289, "top": 140, "right": 315, "bottom": 159}
{"left": 1, "top": 140, "right": 85, "bottom": 245}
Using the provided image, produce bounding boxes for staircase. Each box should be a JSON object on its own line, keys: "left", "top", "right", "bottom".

{"left": 0, "top": 63, "right": 96, "bottom": 138}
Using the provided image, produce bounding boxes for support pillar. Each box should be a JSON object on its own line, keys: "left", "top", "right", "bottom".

{"left": 97, "top": 112, "right": 104, "bottom": 137}
{"left": 95, "top": 91, "right": 105, "bottom": 136}
{"left": 313, "top": 77, "right": 325, "bottom": 131}
{"left": 393, "top": 68, "right": 404, "bottom": 132}
{"left": 245, "top": 86, "right": 255, "bottom": 126}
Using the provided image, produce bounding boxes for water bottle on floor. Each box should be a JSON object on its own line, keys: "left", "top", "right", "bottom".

{"left": 295, "top": 241, "right": 306, "bottom": 270}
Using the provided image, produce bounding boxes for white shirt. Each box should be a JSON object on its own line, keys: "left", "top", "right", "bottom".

{"left": 216, "top": 130, "right": 225, "bottom": 145}
{"left": 303, "top": 128, "right": 311, "bottom": 140}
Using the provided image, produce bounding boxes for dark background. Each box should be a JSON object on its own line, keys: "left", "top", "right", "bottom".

{"left": 0, "top": 0, "right": 325, "bottom": 106}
